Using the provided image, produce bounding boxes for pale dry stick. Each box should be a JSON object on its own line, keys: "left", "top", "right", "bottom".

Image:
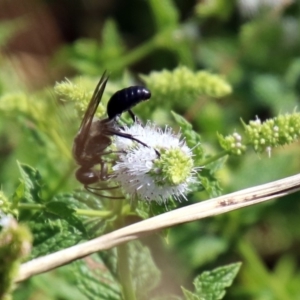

{"left": 16, "top": 173, "right": 300, "bottom": 283}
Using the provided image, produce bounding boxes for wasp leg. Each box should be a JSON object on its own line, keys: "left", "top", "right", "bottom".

{"left": 85, "top": 185, "right": 124, "bottom": 200}
{"left": 86, "top": 184, "right": 121, "bottom": 191}
{"left": 90, "top": 161, "right": 124, "bottom": 197}
{"left": 108, "top": 129, "right": 160, "bottom": 157}
{"left": 128, "top": 109, "right": 143, "bottom": 124}
{"left": 100, "top": 150, "right": 126, "bottom": 156}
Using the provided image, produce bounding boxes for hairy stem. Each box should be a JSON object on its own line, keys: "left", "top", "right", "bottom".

{"left": 200, "top": 150, "right": 229, "bottom": 166}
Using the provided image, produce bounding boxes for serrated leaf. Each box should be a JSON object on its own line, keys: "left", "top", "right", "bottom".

{"left": 171, "top": 111, "right": 192, "bottom": 130}
{"left": 73, "top": 253, "right": 121, "bottom": 300}
{"left": 17, "top": 162, "right": 43, "bottom": 204}
{"left": 198, "top": 170, "right": 222, "bottom": 198}
{"left": 67, "top": 191, "right": 105, "bottom": 210}
{"left": 182, "top": 262, "right": 242, "bottom": 300}
{"left": 11, "top": 181, "right": 25, "bottom": 210}
{"left": 136, "top": 196, "right": 177, "bottom": 220}
{"left": 27, "top": 211, "right": 84, "bottom": 259}
{"left": 53, "top": 192, "right": 108, "bottom": 238}
{"left": 45, "top": 201, "right": 87, "bottom": 235}
{"left": 206, "top": 156, "right": 227, "bottom": 174}
{"left": 152, "top": 296, "right": 183, "bottom": 300}
{"left": 73, "top": 242, "right": 161, "bottom": 300}
{"left": 100, "top": 242, "right": 161, "bottom": 298}
{"left": 182, "top": 288, "right": 200, "bottom": 300}
{"left": 171, "top": 112, "right": 204, "bottom": 163}
{"left": 131, "top": 242, "right": 161, "bottom": 298}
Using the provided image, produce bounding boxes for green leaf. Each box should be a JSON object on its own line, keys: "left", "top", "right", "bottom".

{"left": 197, "top": 155, "right": 226, "bottom": 197}
{"left": 27, "top": 210, "right": 84, "bottom": 259}
{"left": 73, "top": 242, "right": 160, "bottom": 300}
{"left": 198, "top": 169, "right": 223, "bottom": 198}
{"left": 171, "top": 111, "right": 204, "bottom": 164}
{"left": 148, "top": 0, "right": 179, "bottom": 30}
{"left": 45, "top": 201, "right": 87, "bottom": 235}
{"left": 17, "top": 162, "right": 43, "bottom": 204}
{"left": 64, "top": 191, "right": 105, "bottom": 211}
{"left": 73, "top": 252, "right": 121, "bottom": 300}
{"left": 101, "top": 19, "right": 126, "bottom": 62}
{"left": 182, "top": 262, "right": 242, "bottom": 300}
{"left": 185, "top": 236, "right": 228, "bottom": 268}
{"left": 55, "top": 192, "right": 109, "bottom": 238}
{"left": 136, "top": 196, "right": 177, "bottom": 220}
{"left": 182, "top": 288, "right": 199, "bottom": 300}
{"left": 130, "top": 242, "right": 161, "bottom": 298}
{"left": 12, "top": 182, "right": 25, "bottom": 209}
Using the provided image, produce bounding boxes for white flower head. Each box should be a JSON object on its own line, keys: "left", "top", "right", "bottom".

{"left": 238, "top": 0, "right": 293, "bottom": 18}
{"left": 0, "top": 211, "right": 14, "bottom": 229}
{"left": 112, "top": 122, "right": 198, "bottom": 204}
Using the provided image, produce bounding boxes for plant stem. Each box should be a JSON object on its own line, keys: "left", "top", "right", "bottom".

{"left": 114, "top": 202, "right": 136, "bottom": 300}
{"left": 238, "top": 240, "right": 290, "bottom": 300}
{"left": 117, "top": 243, "right": 136, "bottom": 300}
{"left": 107, "top": 35, "right": 158, "bottom": 71}
{"left": 200, "top": 150, "right": 229, "bottom": 166}
{"left": 17, "top": 203, "right": 44, "bottom": 210}
{"left": 75, "top": 209, "right": 112, "bottom": 218}
{"left": 17, "top": 203, "right": 112, "bottom": 218}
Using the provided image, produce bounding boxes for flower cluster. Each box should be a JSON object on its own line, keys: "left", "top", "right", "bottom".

{"left": 54, "top": 78, "right": 106, "bottom": 118}
{"left": 218, "top": 112, "right": 300, "bottom": 155}
{"left": 243, "top": 113, "right": 300, "bottom": 153}
{"left": 217, "top": 131, "right": 246, "bottom": 155}
{"left": 0, "top": 92, "right": 28, "bottom": 114}
{"left": 0, "top": 212, "right": 32, "bottom": 298}
{"left": 140, "top": 66, "right": 232, "bottom": 112}
{"left": 112, "top": 122, "right": 198, "bottom": 203}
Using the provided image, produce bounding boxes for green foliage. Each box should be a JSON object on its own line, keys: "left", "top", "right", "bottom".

{"left": 74, "top": 254, "right": 121, "bottom": 300}
{"left": 73, "top": 242, "right": 160, "bottom": 300}
{"left": 171, "top": 111, "right": 204, "bottom": 163}
{"left": 148, "top": 0, "right": 179, "bottom": 30}
{"left": 1, "top": 0, "right": 300, "bottom": 299}
{"left": 6, "top": 164, "right": 86, "bottom": 258}
{"left": 172, "top": 111, "right": 223, "bottom": 197}
{"left": 195, "top": 0, "right": 235, "bottom": 20}
{"left": 63, "top": 19, "right": 126, "bottom": 75}
{"left": 182, "top": 263, "right": 241, "bottom": 300}
{"left": 17, "top": 163, "right": 43, "bottom": 204}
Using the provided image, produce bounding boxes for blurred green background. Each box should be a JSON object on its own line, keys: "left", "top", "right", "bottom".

{"left": 1, "top": 0, "right": 300, "bottom": 299}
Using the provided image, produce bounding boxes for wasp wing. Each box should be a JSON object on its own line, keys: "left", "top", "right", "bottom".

{"left": 75, "top": 71, "right": 109, "bottom": 147}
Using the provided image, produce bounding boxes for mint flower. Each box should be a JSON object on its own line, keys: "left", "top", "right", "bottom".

{"left": 218, "top": 131, "right": 247, "bottom": 155}
{"left": 54, "top": 78, "right": 106, "bottom": 118}
{"left": 0, "top": 212, "right": 13, "bottom": 229}
{"left": 112, "top": 123, "right": 198, "bottom": 203}
{"left": 140, "top": 67, "right": 232, "bottom": 115}
{"left": 218, "top": 112, "right": 300, "bottom": 155}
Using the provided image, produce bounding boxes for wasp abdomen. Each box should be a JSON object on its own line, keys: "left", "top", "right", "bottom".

{"left": 107, "top": 86, "right": 151, "bottom": 120}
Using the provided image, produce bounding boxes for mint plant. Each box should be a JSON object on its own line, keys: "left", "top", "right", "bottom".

{"left": 1, "top": 0, "right": 300, "bottom": 299}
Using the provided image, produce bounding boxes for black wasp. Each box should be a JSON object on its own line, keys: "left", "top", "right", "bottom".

{"left": 73, "top": 71, "right": 155, "bottom": 195}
